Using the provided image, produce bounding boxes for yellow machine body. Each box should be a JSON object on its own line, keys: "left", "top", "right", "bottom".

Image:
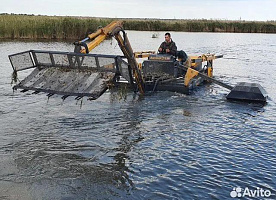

{"left": 184, "top": 54, "right": 218, "bottom": 87}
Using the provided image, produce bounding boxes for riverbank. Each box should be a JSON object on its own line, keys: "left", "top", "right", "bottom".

{"left": 0, "top": 14, "right": 275, "bottom": 40}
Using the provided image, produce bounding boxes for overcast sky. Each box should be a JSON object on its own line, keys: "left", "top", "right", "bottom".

{"left": 1, "top": 0, "right": 276, "bottom": 21}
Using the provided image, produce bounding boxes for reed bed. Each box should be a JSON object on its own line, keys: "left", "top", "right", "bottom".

{"left": 0, "top": 14, "right": 113, "bottom": 39}
{"left": 0, "top": 14, "right": 275, "bottom": 40}
{"left": 123, "top": 18, "right": 276, "bottom": 33}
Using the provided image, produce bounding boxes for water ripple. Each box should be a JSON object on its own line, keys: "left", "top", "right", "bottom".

{"left": 1, "top": 34, "right": 276, "bottom": 199}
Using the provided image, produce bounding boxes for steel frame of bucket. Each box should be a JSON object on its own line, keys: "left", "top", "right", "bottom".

{"left": 9, "top": 50, "right": 131, "bottom": 99}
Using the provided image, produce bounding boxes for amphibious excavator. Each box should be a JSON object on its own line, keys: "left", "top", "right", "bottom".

{"left": 9, "top": 21, "right": 267, "bottom": 103}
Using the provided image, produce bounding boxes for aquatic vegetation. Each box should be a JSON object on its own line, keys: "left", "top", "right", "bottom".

{"left": 0, "top": 14, "right": 113, "bottom": 39}
{"left": 0, "top": 14, "right": 275, "bottom": 40}
{"left": 11, "top": 70, "right": 18, "bottom": 84}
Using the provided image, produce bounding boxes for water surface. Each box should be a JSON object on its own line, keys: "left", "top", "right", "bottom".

{"left": 0, "top": 31, "right": 275, "bottom": 199}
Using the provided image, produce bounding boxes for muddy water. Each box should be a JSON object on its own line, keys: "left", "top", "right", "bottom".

{"left": 0, "top": 32, "right": 276, "bottom": 199}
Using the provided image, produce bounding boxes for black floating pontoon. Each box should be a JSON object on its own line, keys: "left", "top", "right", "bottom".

{"left": 226, "top": 82, "right": 268, "bottom": 103}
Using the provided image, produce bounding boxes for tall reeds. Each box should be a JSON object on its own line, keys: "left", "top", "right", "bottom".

{"left": 0, "top": 14, "right": 275, "bottom": 40}
{"left": 0, "top": 14, "right": 113, "bottom": 39}
{"left": 124, "top": 19, "right": 276, "bottom": 33}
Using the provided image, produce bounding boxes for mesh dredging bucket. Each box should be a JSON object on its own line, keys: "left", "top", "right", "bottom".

{"left": 9, "top": 50, "right": 130, "bottom": 100}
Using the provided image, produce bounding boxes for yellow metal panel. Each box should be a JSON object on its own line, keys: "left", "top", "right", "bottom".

{"left": 184, "top": 67, "right": 199, "bottom": 86}
{"left": 189, "top": 54, "right": 216, "bottom": 62}
{"left": 207, "top": 67, "right": 213, "bottom": 77}
{"left": 134, "top": 51, "right": 155, "bottom": 58}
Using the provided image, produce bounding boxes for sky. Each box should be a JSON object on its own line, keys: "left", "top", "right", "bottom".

{"left": 1, "top": 0, "right": 276, "bottom": 21}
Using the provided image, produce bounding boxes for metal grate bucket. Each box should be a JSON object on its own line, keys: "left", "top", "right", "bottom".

{"left": 9, "top": 50, "right": 130, "bottom": 100}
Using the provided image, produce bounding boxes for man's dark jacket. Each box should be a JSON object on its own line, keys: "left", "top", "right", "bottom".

{"left": 159, "top": 40, "right": 177, "bottom": 56}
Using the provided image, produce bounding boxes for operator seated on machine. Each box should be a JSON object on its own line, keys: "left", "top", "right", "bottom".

{"left": 158, "top": 32, "right": 177, "bottom": 56}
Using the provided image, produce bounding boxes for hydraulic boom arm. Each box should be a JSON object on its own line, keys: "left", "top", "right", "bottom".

{"left": 74, "top": 21, "right": 145, "bottom": 94}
